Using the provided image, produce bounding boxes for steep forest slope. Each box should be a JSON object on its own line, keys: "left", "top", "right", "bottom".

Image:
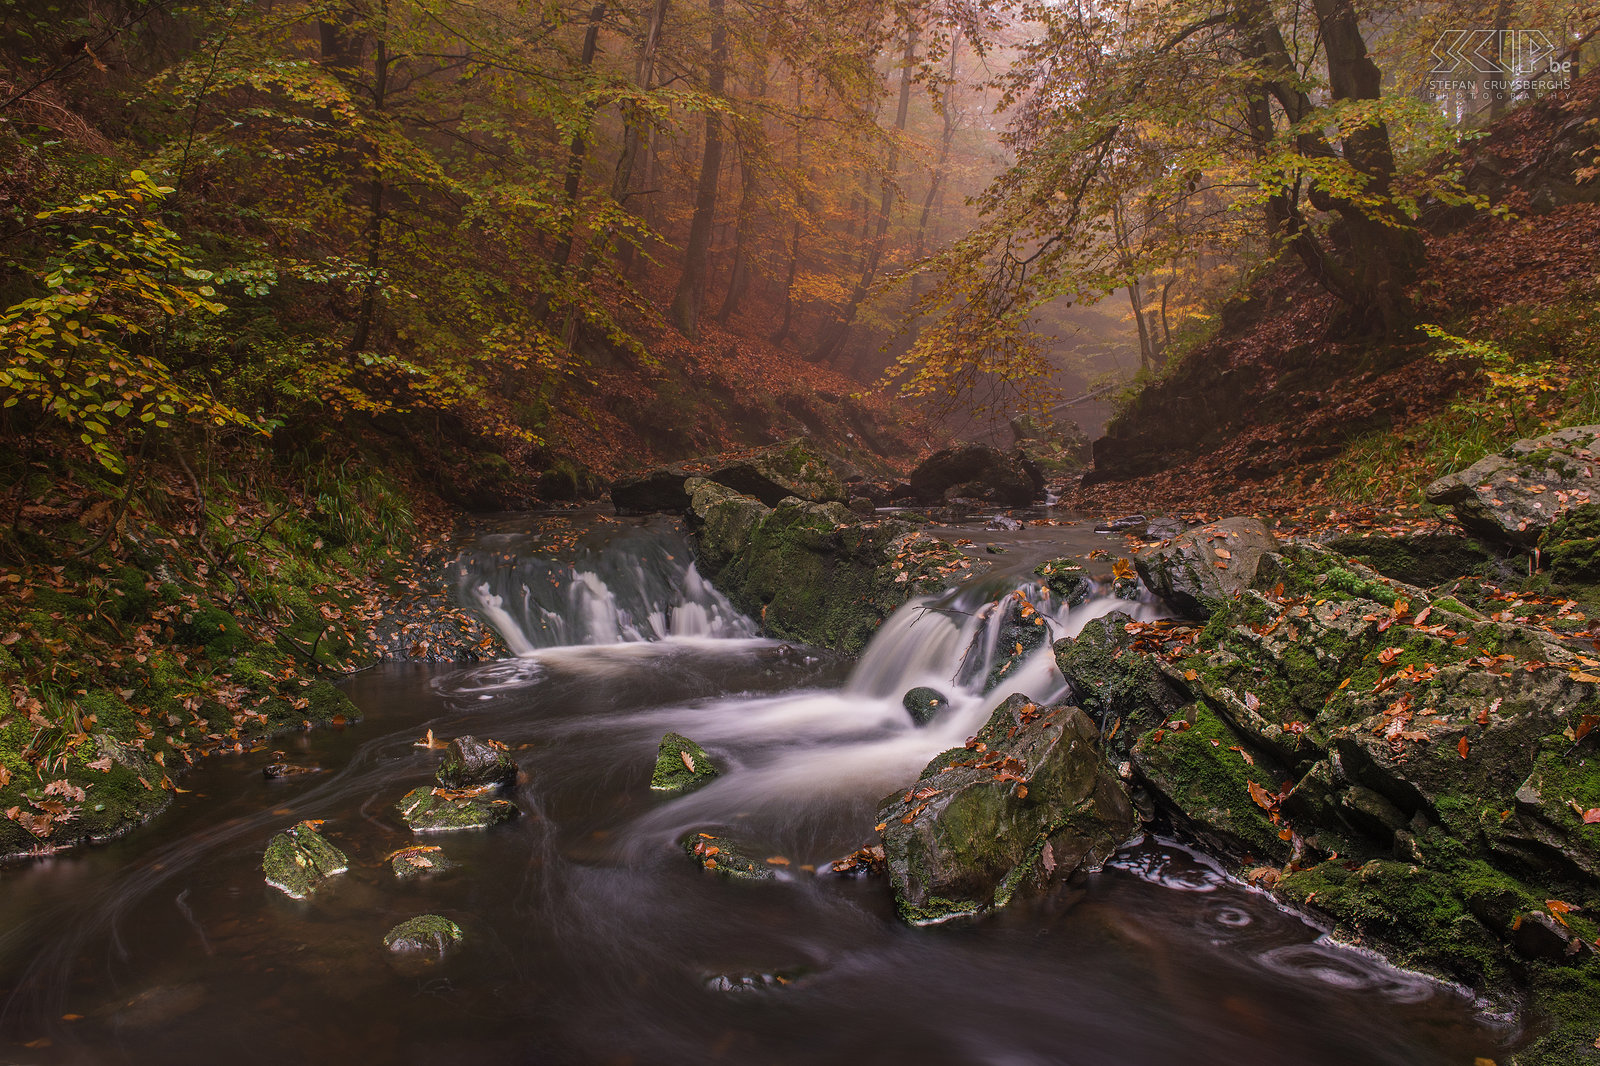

{"left": 1072, "top": 73, "right": 1600, "bottom": 519}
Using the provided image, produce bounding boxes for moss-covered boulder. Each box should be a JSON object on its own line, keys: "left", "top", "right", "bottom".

{"left": 1425, "top": 423, "right": 1600, "bottom": 544}
{"left": 383, "top": 914, "right": 464, "bottom": 953}
{"left": 878, "top": 695, "right": 1135, "bottom": 924}
{"left": 611, "top": 439, "right": 847, "bottom": 516}
{"left": 1134, "top": 517, "right": 1277, "bottom": 618}
{"left": 1053, "top": 611, "right": 1187, "bottom": 755}
{"left": 396, "top": 787, "right": 519, "bottom": 832}
{"left": 1541, "top": 502, "right": 1600, "bottom": 585}
{"left": 651, "top": 732, "right": 719, "bottom": 793}
{"left": 902, "top": 686, "right": 949, "bottom": 727}
{"left": 685, "top": 477, "right": 985, "bottom": 654}
{"left": 907, "top": 443, "right": 1038, "bottom": 506}
{"left": 435, "top": 735, "right": 518, "bottom": 790}
{"left": 681, "top": 832, "right": 783, "bottom": 880}
{"left": 1323, "top": 531, "right": 1503, "bottom": 589}
{"left": 262, "top": 820, "right": 348, "bottom": 900}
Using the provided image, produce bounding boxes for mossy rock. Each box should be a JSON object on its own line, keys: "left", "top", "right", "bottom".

{"left": 651, "top": 732, "right": 719, "bottom": 793}
{"left": 1542, "top": 502, "right": 1600, "bottom": 585}
{"left": 435, "top": 735, "right": 518, "bottom": 790}
{"left": 383, "top": 914, "right": 464, "bottom": 953}
{"left": 1324, "top": 531, "right": 1503, "bottom": 589}
{"left": 1054, "top": 611, "right": 1186, "bottom": 755}
{"left": 389, "top": 844, "right": 456, "bottom": 879}
{"left": 902, "top": 686, "right": 949, "bottom": 727}
{"left": 681, "top": 832, "right": 780, "bottom": 880}
{"left": 396, "top": 787, "right": 519, "bottom": 832}
{"left": 262, "top": 821, "right": 348, "bottom": 899}
{"left": 879, "top": 696, "right": 1135, "bottom": 924}
{"left": 1034, "top": 558, "right": 1093, "bottom": 606}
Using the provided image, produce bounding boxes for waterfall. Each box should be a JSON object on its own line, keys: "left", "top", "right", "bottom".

{"left": 455, "top": 524, "right": 757, "bottom": 653}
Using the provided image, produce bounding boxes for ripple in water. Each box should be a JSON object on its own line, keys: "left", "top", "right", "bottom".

{"left": 1106, "top": 840, "right": 1227, "bottom": 893}
{"left": 1254, "top": 942, "right": 1445, "bottom": 1005}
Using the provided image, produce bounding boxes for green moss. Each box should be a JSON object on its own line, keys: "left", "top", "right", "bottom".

{"left": 1133, "top": 704, "right": 1290, "bottom": 861}
{"left": 897, "top": 893, "right": 981, "bottom": 926}
{"left": 383, "top": 914, "right": 464, "bottom": 952}
{"left": 396, "top": 787, "right": 519, "bottom": 832}
{"left": 650, "top": 732, "right": 719, "bottom": 793}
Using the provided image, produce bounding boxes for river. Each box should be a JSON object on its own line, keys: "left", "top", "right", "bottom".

{"left": 0, "top": 513, "right": 1514, "bottom": 1064}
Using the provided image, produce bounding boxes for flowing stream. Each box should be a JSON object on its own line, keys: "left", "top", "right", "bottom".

{"left": 0, "top": 515, "right": 1515, "bottom": 1064}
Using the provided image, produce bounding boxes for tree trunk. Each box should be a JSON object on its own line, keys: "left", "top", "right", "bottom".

{"left": 809, "top": 26, "right": 916, "bottom": 364}
{"left": 669, "top": 0, "right": 728, "bottom": 336}
{"left": 912, "top": 28, "right": 959, "bottom": 266}
{"left": 774, "top": 76, "right": 805, "bottom": 343}
{"left": 611, "top": 0, "right": 670, "bottom": 275}
{"left": 552, "top": 3, "right": 607, "bottom": 269}
{"left": 717, "top": 60, "right": 767, "bottom": 323}
{"left": 349, "top": 0, "right": 388, "bottom": 354}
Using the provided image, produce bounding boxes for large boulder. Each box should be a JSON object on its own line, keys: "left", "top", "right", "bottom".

{"left": 1425, "top": 424, "right": 1600, "bottom": 544}
{"left": 262, "top": 821, "right": 348, "bottom": 900}
{"left": 908, "top": 444, "right": 1039, "bottom": 506}
{"left": 878, "top": 695, "right": 1136, "bottom": 924}
{"left": 685, "top": 477, "right": 984, "bottom": 653}
{"left": 611, "top": 439, "right": 846, "bottom": 516}
{"left": 1541, "top": 502, "right": 1600, "bottom": 585}
{"left": 1054, "top": 611, "right": 1188, "bottom": 755}
{"left": 1134, "top": 516, "right": 1277, "bottom": 618}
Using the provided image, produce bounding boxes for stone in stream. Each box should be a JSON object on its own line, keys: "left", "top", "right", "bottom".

{"left": 396, "top": 786, "right": 519, "bottom": 832}
{"left": 435, "top": 734, "right": 518, "bottom": 790}
{"left": 960, "top": 592, "right": 1050, "bottom": 694}
{"left": 907, "top": 443, "right": 1038, "bottom": 506}
{"left": 878, "top": 695, "right": 1136, "bottom": 924}
{"left": 1425, "top": 423, "right": 1600, "bottom": 544}
{"left": 681, "top": 832, "right": 785, "bottom": 880}
{"left": 1133, "top": 516, "right": 1277, "bottom": 618}
{"left": 651, "top": 732, "right": 719, "bottom": 793}
{"left": 902, "top": 686, "right": 949, "bottom": 727}
{"left": 389, "top": 844, "right": 457, "bottom": 879}
{"left": 262, "top": 820, "right": 348, "bottom": 900}
{"left": 703, "top": 967, "right": 811, "bottom": 994}
{"left": 383, "top": 914, "right": 464, "bottom": 954}
{"left": 1034, "top": 558, "right": 1093, "bottom": 606}
{"left": 1054, "top": 611, "right": 1187, "bottom": 756}
{"left": 611, "top": 438, "right": 847, "bottom": 515}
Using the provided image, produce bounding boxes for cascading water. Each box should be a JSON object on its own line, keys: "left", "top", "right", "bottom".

{"left": 0, "top": 514, "right": 1508, "bottom": 1066}
{"left": 454, "top": 522, "right": 756, "bottom": 654}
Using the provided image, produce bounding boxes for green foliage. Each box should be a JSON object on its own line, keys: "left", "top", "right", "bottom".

{"left": 0, "top": 172, "right": 257, "bottom": 471}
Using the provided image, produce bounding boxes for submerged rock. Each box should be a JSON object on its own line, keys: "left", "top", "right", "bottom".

{"left": 383, "top": 914, "right": 464, "bottom": 953}
{"left": 878, "top": 695, "right": 1135, "bottom": 924}
{"left": 1134, "top": 516, "right": 1277, "bottom": 618}
{"left": 703, "top": 968, "right": 810, "bottom": 993}
{"left": 902, "top": 686, "right": 949, "bottom": 727}
{"left": 396, "top": 786, "right": 519, "bottom": 832}
{"left": 389, "top": 844, "right": 457, "bottom": 879}
{"left": 651, "top": 732, "right": 720, "bottom": 793}
{"left": 1425, "top": 424, "right": 1600, "bottom": 544}
{"left": 262, "top": 820, "right": 348, "bottom": 900}
{"left": 908, "top": 443, "right": 1038, "bottom": 506}
{"left": 681, "top": 832, "right": 783, "bottom": 880}
{"left": 436, "top": 735, "right": 518, "bottom": 790}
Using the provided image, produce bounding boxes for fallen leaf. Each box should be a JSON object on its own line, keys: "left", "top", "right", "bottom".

{"left": 680, "top": 751, "right": 696, "bottom": 773}
{"left": 1458, "top": 736, "right": 1470, "bottom": 759}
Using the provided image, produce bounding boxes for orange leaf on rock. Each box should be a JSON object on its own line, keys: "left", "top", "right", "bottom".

{"left": 1458, "top": 736, "right": 1470, "bottom": 759}
{"left": 1247, "top": 780, "right": 1276, "bottom": 811}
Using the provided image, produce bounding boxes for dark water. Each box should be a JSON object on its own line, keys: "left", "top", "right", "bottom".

{"left": 0, "top": 519, "right": 1516, "bottom": 1065}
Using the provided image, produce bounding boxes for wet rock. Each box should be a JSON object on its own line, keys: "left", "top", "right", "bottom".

{"left": 383, "top": 914, "right": 464, "bottom": 953}
{"left": 396, "top": 786, "right": 519, "bottom": 832}
{"left": 651, "top": 732, "right": 720, "bottom": 793}
{"left": 908, "top": 444, "right": 1038, "bottom": 507}
{"left": 1144, "top": 517, "right": 1189, "bottom": 540}
{"left": 1053, "top": 611, "right": 1187, "bottom": 754}
{"left": 1134, "top": 516, "right": 1277, "bottom": 618}
{"left": 826, "top": 843, "right": 886, "bottom": 878}
{"left": 685, "top": 477, "right": 986, "bottom": 654}
{"left": 262, "top": 756, "right": 321, "bottom": 779}
{"left": 1425, "top": 424, "right": 1600, "bottom": 544}
{"left": 1034, "top": 558, "right": 1093, "bottom": 606}
{"left": 902, "top": 686, "right": 949, "bottom": 727}
{"left": 878, "top": 695, "right": 1135, "bottom": 924}
{"left": 681, "top": 831, "right": 782, "bottom": 880}
{"left": 987, "top": 514, "right": 1023, "bottom": 531}
{"left": 847, "top": 496, "right": 876, "bottom": 517}
{"left": 262, "top": 820, "right": 348, "bottom": 900}
{"left": 436, "top": 735, "right": 518, "bottom": 791}
{"left": 1511, "top": 910, "right": 1589, "bottom": 961}
{"left": 703, "top": 968, "right": 810, "bottom": 993}
{"left": 1096, "top": 514, "right": 1148, "bottom": 534}
{"left": 389, "top": 844, "right": 456, "bottom": 879}
{"left": 963, "top": 592, "right": 1051, "bottom": 693}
